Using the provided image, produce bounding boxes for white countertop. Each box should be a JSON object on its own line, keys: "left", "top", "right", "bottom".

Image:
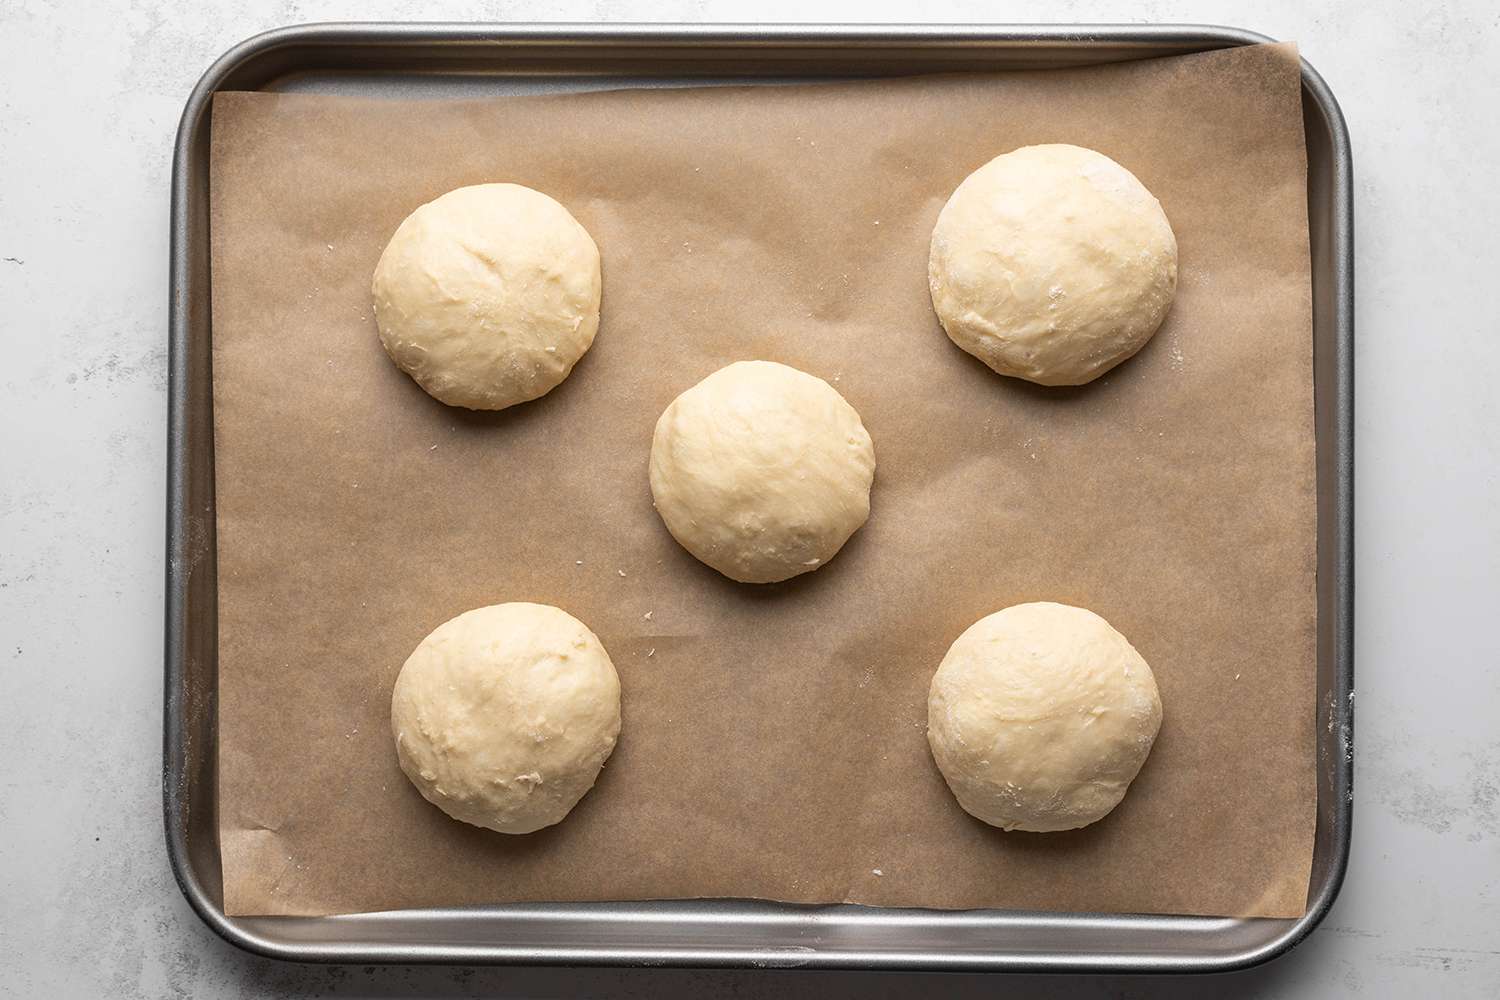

{"left": 1, "top": 0, "right": 1496, "bottom": 996}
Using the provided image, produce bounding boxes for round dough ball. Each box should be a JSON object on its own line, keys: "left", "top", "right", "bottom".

{"left": 372, "top": 183, "right": 601, "bottom": 410}
{"left": 928, "top": 144, "right": 1177, "bottom": 386}
{"left": 649, "top": 360, "right": 876, "bottom": 584}
{"left": 390, "top": 602, "right": 621, "bottom": 834}
{"left": 927, "top": 602, "right": 1162, "bottom": 832}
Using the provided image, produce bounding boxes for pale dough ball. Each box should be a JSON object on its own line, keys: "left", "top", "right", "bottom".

{"left": 649, "top": 360, "right": 876, "bottom": 584}
{"left": 928, "top": 144, "right": 1177, "bottom": 386}
{"left": 927, "top": 602, "right": 1163, "bottom": 832}
{"left": 390, "top": 602, "right": 621, "bottom": 834}
{"left": 372, "top": 183, "right": 601, "bottom": 410}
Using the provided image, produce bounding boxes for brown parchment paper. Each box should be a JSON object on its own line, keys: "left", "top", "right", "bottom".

{"left": 210, "top": 41, "right": 1317, "bottom": 919}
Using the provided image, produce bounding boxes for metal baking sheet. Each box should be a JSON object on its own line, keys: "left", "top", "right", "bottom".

{"left": 165, "top": 22, "right": 1353, "bottom": 972}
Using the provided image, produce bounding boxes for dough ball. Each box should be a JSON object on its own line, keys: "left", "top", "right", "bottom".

{"left": 927, "top": 602, "right": 1162, "bottom": 832}
{"left": 372, "top": 183, "right": 601, "bottom": 410}
{"left": 649, "top": 360, "right": 876, "bottom": 584}
{"left": 928, "top": 144, "right": 1177, "bottom": 386}
{"left": 390, "top": 602, "right": 621, "bottom": 834}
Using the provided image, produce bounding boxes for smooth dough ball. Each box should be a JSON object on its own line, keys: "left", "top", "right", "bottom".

{"left": 928, "top": 144, "right": 1177, "bottom": 386}
{"left": 649, "top": 360, "right": 876, "bottom": 584}
{"left": 927, "top": 602, "right": 1162, "bottom": 832}
{"left": 372, "top": 183, "right": 601, "bottom": 410}
{"left": 390, "top": 602, "right": 621, "bottom": 834}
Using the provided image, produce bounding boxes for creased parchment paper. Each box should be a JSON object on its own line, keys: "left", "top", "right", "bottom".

{"left": 211, "top": 42, "right": 1316, "bottom": 919}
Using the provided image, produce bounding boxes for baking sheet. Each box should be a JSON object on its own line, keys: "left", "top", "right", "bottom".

{"left": 210, "top": 40, "right": 1316, "bottom": 919}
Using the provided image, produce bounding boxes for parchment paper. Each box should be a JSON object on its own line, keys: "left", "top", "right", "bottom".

{"left": 210, "top": 41, "right": 1317, "bottom": 919}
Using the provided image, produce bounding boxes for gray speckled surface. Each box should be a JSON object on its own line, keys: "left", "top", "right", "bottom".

{"left": 1, "top": 0, "right": 1497, "bottom": 996}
